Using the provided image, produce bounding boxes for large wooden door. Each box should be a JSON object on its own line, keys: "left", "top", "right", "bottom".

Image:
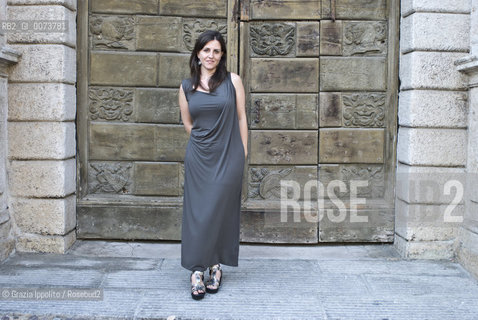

{"left": 77, "top": 0, "right": 399, "bottom": 243}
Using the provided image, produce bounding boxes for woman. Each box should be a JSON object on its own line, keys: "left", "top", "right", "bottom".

{"left": 178, "top": 30, "right": 248, "bottom": 300}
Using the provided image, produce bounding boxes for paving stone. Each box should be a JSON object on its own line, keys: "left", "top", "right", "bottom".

{"left": 0, "top": 245, "right": 477, "bottom": 319}
{"left": 3, "top": 252, "right": 161, "bottom": 271}
{"left": 0, "top": 267, "right": 104, "bottom": 287}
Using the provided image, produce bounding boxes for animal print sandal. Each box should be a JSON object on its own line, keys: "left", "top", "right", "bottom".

{"left": 206, "top": 263, "right": 222, "bottom": 294}
{"left": 190, "top": 270, "right": 206, "bottom": 300}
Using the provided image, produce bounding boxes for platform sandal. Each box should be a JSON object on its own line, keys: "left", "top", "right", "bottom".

{"left": 190, "top": 270, "right": 206, "bottom": 300}
{"left": 206, "top": 263, "right": 222, "bottom": 294}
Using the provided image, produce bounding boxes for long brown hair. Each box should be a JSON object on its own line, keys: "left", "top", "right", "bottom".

{"left": 189, "top": 30, "right": 227, "bottom": 93}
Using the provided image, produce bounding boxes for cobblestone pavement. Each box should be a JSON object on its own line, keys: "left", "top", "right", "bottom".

{"left": 0, "top": 241, "right": 477, "bottom": 319}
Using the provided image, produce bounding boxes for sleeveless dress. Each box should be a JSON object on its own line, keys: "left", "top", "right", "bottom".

{"left": 181, "top": 72, "right": 245, "bottom": 272}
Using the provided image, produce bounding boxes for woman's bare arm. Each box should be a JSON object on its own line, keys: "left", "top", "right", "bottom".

{"left": 231, "top": 72, "right": 248, "bottom": 158}
{"left": 179, "top": 84, "right": 193, "bottom": 135}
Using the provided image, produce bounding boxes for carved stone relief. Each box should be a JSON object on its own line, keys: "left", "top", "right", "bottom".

{"left": 319, "top": 165, "right": 385, "bottom": 198}
{"left": 250, "top": 23, "right": 295, "bottom": 56}
{"left": 89, "top": 15, "right": 135, "bottom": 50}
{"left": 342, "top": 93, "right": 385, "bottom": 127}
{"left": 343, "top": 21, "right": 387, "bottom": 56}
{"left": 88, "top": 162, "right": 133, "bottom": 194}
{"left": 183, "top": 19, "right": 227, "bottom": 51}
{"left": 248, "top": 167, "right": 293, "bottom": 200}
{"left": 89, "top": 87, "right": 133, "bottom": 121}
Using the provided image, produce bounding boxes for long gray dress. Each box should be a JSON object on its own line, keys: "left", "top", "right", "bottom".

{"left": 181, "top": 71, "right": 245, "bottom": 272}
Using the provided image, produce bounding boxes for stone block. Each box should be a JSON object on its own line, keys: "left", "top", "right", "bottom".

{"left": 456, "top": 227, "right": 478, "bottom": 279}
{"left": 0, "top": 155, "right": 4, "bottom": 196}
{"left": 318, "top": 164, "right": 385, "bottom": 199}
{"left": 7, "top": 0, "right": 76, "bottom": 11}
{"left": 8, "top": 122, "right": 75, "bottom": 159}
{"left": 250, "top": 22, "right": 295, "bottom": 58}
{"left": 319, "top": 128, "right": 384, "bottom": 163}
{"left": 394, "top": 234, "right": 455, "bottom": 259}
{"left": 319, "top": 209, "right": 394, "bottom": 242}
{"left": 8, "top": 83, "right": 76, "bottom": 121}
{"left": 15, "top": 230, "right": 76, "bottom": 253}
{"left": 89, "top": 123, "right": 155, "bottom": 160}
{"left": 247, "top": 165, "right": 317, "bottom": 200}
{"left": 135, "top": 88, "right": 179, "bottom": 123}
{"left": 90, "top": 0, "right": 157, "bottom": 14}
{"left": 320, "top": 92, "right": 386, "bottom": 128}
{"left": 11, "top": 195, "right": 76, "bottom": 235}
{"left": 89, "top": 123, "right": 188, "bottom": 161}
{"left": 242, "top": 209, "right": 318, "bottom": 243}
{"left": 157, "top": 54, "right": 189, "bottom": 87}
{"left": 250, "top": 130, "right": 318, "bottom": 164}
{"left": 322, "top": 0, "right": 387, "bottom": 20}
{"left": 250, "top": 94, "right": 318, "bottom": 129}
{"left": 89, "top": 15, "right": 135, "bottom": 51}
{"left": 9, "top": 159, "right": 76, "bottom": 197}
{"left": 395, "top": 198, "right": 461, "bottom": 241}
{"left": 87, "top": 161, "right": 134, "bottom": 195}
{"left": 466, "top": 167, "right": 478, "bottom": 204}
{"left": 7, "top": 5, "right": 76, "bottom": 47}
{"left": 160, "top": 0, "right": 226, "bottom": 17}
{"left": 296, "top": 22, "right": 320, "bottom": 57}
{"left": 249, "top": 0, "right": 320, "bottom": 20}
{"left": 397, "top": 127, "right": 467, "bottom": 166}
{"left": 320, "top": 57, "right": 386, "bottom": 91}
{"left": 400, "top": 52, "right": 468, "bottom": 90}
{"left": 296, "top": 95, "right": 319, "bottom": 129}
{"left": 320, "top": 20, "right": 342, "bottom": 56}
{"left": 0, "top": 238, "right": 15, "bottom": 261}
{"left": 9, "top": 44, "right": 75, "bottom": 83}
{"left": 401, "top": 0, "right": 471, "bottom": 17}
{"left": 395, "top": 163, "right": 466, "bottom": 204}
{"left": 400, "top": 13, "right": 470, "bottom": 53}
{"left": 250, "top": 58, "right": 319, "bottom": 93}
{"left": 0, "top": 218, "right": 12, "bottom": 239}
{"left": 343, "top": 21, "right": 387, "bottom": 56}
{"left": 468, "top": 88, "right": 478, "bottom": 172}
{"left": 134, "top": 162, "right": 181, "bottom": 196}
{"left": 0, "top": 208, "right": 8, "bottom": 225}
{"left": 136, "top": 16, "right": 182, "bottom": 52}
{"left": 90, "top": 52, "right": 157, "bottom": 86}
{"left": 77, "top": 205, "right": 181, "bottom": 240}
{"left": 398, "top": 90, "right": 467, "bottom": 128}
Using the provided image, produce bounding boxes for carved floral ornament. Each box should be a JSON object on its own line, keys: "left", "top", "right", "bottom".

{"left": 89, "top": 162, "right": 132, "bottom": 194}
{"left": 249, "top": 167, "right": 293, "bottom": 200}
{"left": 89, "top": 87, "right": 133, "bottom": 122}
{"left": 250, "top": 23, "right": 295, "bottom": 56}
{"left": 183, "top": 20, "right": 227, "bottom": 51}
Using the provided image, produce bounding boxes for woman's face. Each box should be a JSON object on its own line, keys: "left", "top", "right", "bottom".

{"left": 197, "top": 39, "right": 223, "bottom": 72}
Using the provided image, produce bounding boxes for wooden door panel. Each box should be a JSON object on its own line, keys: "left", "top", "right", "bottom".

{"left": 239, "top": 0, "right": 398, "bottom": 243}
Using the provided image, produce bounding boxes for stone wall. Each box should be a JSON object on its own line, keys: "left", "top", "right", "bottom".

{"left": 395, "top": 0, "right": 471, "bottom": 258}
{"left": 5, "top": 0, "right": 77, "bottom": 253}
{"left": 456, "top": 0, "right": 478, "bottom": 278}
{"left": 0, "top": 0, "right": 18, "bottom": 261}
